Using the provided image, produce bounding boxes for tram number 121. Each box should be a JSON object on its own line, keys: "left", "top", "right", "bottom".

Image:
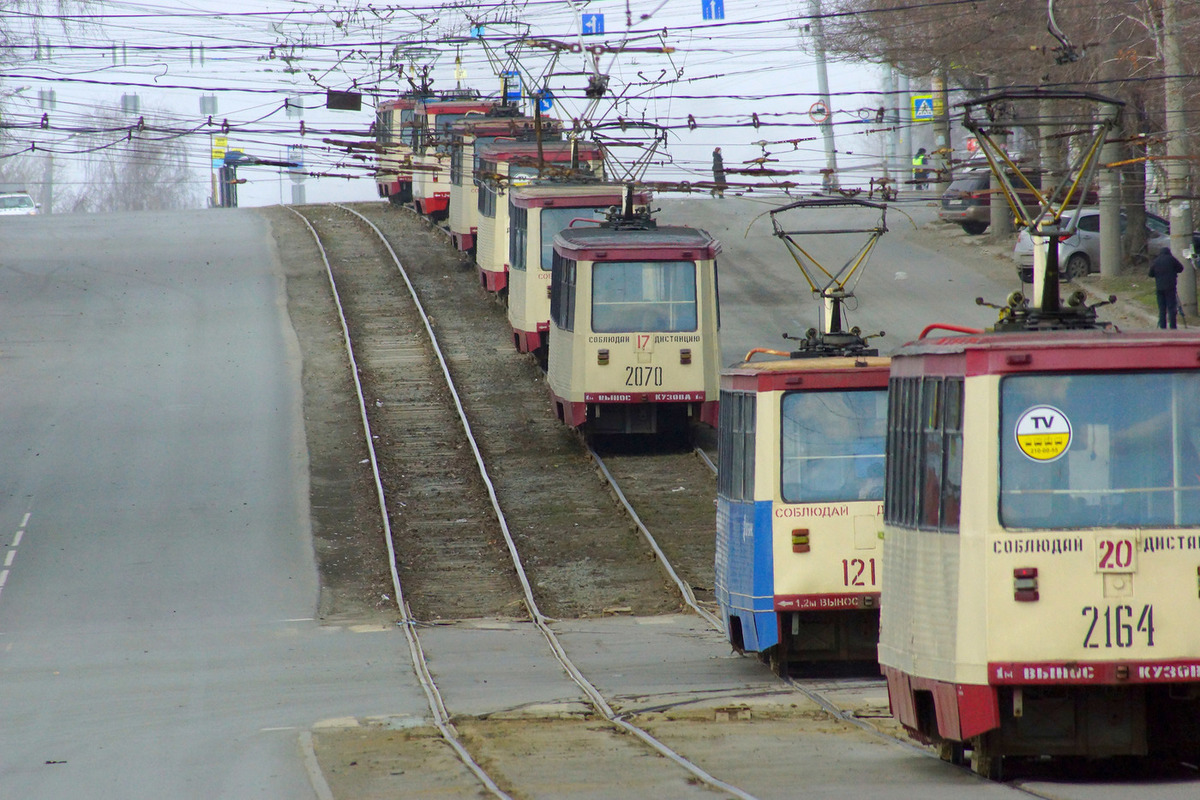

{"left": 1081, "top": 604, "right": 1155, "bottom": 649}
{"left": 842, "top": 558, "right": 877, "bottom": 587}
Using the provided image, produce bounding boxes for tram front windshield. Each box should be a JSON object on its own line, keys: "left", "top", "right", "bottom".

{"left": 781, "top": 389, "right": 887, "bottom": 504}
{"left": 1001, "top": 372, "right": 1200, "bottom": 528}
{"left": 591, "top": 261, "right": 697, "bottom": 333}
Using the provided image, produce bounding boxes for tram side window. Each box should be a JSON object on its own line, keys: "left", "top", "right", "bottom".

{"left": 717, "top": 391, "right": 756, "bottom": 501}
{"left": 781, "top": 389, "right": 886, "bottom": 504}
{"left": 550, "top": 253, "right": 576, "bottom": 331}
{"left": 886, "top": 378, "right": 920, "bottom": 526}
{"left": 478, "top": 180, "right": 498, "bottom": 218}
{"left": 942, "top": 378, "right": 964, "bottom": 528}
{"left": 376, "top": 111, "right": 391, "bottom": 145}
{"left": 886, "top": 377, "right": 961, "bottom": 531}
{"left": 591, "top": 261, "right": 697, "bottom": 333}
{"left": 510, "top": 206, "right": 528, "bottom": 272}
{"left": 1000, "top": 371, "right": 1200, "bottom": 529}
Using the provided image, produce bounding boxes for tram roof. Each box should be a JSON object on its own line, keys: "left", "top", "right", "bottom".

{"left": 378, "top": 97, "right": 420, "bottom": 112}
{"left": 449, "top": 115, "right": 562, "bottom": 137}
{"left": 553, "top": 224, "right": 720, "bottom": 260}
{"left": 892, "top": 329, "right": 1200, "bottom": 377}
{"left": 416, "top": 98, "right": 496, "bottom": 115}
{"left": 477, "top": 140, "right": 604, "bottom": 162}
{"left": 722, "top": 356, "right": 891, "bottom": 392}
{"left": 510, "top": 183, "right": 650, "bottom": 209}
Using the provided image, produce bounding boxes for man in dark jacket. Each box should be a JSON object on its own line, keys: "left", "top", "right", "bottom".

{"left": 1149, "top": 247, "right": 1185, "bottom": 329}
{"left": 711, "top": 147, "right": 726, "bottom": 198}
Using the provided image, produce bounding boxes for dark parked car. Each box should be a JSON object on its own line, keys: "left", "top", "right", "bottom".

{"left": 938, "top": 171, "right": 993, "bottom": 235}
{"left": 938, "top": 169, "right": 1044, "bottom": 235}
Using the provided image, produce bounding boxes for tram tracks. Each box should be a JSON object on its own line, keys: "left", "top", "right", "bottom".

{"left": 281, "top": 201, "right": 1035, "bottom": 798}
{"left": 290, "top": 203, "right": 764, "bottom": 799}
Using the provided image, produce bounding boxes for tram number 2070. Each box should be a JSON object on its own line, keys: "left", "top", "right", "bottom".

{"left": 624, "top": 366, "right": 663, "bottom": 387}
{"left": 1082, "top": 604, "right": 1155, "bottom": 649}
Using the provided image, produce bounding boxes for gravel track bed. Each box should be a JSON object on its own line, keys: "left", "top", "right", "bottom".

{"left": 591, "top": 446, "right": 720, "bottom": 608}
{"left": 348, "top": 202, "right": 686, "bottom": 620}
{"left": 270, "top": 201, "right": 714, "bottom": 622}
{"left": 287, "top": 204, "right": 526, "bottom": 620}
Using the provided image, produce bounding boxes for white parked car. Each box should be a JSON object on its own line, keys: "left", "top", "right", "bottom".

{"left": 1011, "top": 208, "right": 1177, "bottom": 283}
{"left": 0, "top": 192, "right": 39, "bottom": 216}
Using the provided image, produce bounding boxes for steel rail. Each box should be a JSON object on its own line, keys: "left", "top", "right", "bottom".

{"left": 336, "top": 204, "right": 761, "bottom": 800}
{"left": 287, "top": 206, "right": 513, "bottom": 800}
{"left": 588, "top": 447, "right": 722, "bottom": 631}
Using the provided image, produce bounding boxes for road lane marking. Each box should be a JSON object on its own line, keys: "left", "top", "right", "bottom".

{"left": 3, "top": 551, "right": 13, "bottom": 567}
{"left": 11, "top": 529, "right": 23, "bottom": 548}
{"left": 0, "top": 570, "right": 9, "bottom": 587}
{"left": 19, "top": 513, "right": 30, "bottom": 527}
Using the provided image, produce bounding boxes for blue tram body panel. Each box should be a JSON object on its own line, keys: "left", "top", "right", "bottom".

{"left": 716, "top": 497, "right": 778, "bottom": 652}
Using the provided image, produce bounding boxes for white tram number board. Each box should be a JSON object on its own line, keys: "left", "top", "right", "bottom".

{"left": 1095, "top": 536, "right": 1137, "bottom": 572}
{"left": 1083, "top": 536, "right": 1152, "bottom": 649}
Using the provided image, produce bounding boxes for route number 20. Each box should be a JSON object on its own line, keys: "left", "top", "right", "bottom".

{"left": 1096, "top": 537, "right": 1136, "bottom": 572}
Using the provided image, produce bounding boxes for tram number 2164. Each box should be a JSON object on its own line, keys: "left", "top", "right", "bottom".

{"left": 1081, "top": 604, "right": 1155, "bottom": 649}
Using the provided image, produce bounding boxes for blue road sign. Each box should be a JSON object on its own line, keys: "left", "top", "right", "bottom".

{"left": 912, "top": 95, "right": 935, "bottom": 122}
{"left": 502, "top": 71, "right": 521, "bottom": 101}
{"left": 537, "top": 89, "right": 555, "bottom": 113}
{"left": 582, "top": 13, "right": 604, "bottom": 35}
{"left": 702, "top": 0, "right": 725, "bottom": 20}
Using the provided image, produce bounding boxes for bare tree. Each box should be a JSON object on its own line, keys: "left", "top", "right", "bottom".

{"left": 61, "top": 108, "right": 200, "bottom": 213}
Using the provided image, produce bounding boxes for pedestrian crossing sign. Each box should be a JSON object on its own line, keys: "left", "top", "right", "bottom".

{"left": 912, "top": 95, "right": 935, "bottom": 122}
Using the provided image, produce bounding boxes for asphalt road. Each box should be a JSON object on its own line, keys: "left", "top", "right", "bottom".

{"left": 0, "top": 210, "right": 421, "bottom": 798}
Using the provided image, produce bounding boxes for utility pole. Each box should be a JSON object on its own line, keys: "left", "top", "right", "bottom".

{"left": 882, "top": 67, "right": 898, "bottom": 183}
{"left": 898, "top": 73, "right": 912, "bottom": 186}
{"left": 807, "top": 0, "right": 839, "bottom": 191}
{"left": 1098, "top": 38, "right": 1123, "bottom": 277}
{"left": 931, "top": 69, "right": 952, "bottom": 193}
{"left": 1163, "top": 0, "right": 1195, "bottom": 313}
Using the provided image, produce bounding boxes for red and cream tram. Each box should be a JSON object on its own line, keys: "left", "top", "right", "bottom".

{"left": 881, "top": 325, "right": 1200, "bottom": 775}
{"left": 474, "top": 140, "right": 605, "bottom": 294}
{"left": 546, "top": 197, "right": 720, "bottom": 437}
{"left": 411, "top": 94, "right": 494, "bottom": 219}
{"left": 507, "top": 183, "right": 647, "bottom": 357}
{"left": 446, "top": 113, "right": 561, "bottom": 253}
{"left": 374, "top": 95, "right": 419, "bottom": 205}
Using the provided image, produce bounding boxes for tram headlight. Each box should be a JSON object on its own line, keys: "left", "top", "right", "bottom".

{"left": 1013, "top": 567, "right": 1039, "bottom": 602}
{"left": 597, "top": 349, "right": 610, "bottom": 365}
{"left": 680, "top": 348, "right": 692, "bottom": 364}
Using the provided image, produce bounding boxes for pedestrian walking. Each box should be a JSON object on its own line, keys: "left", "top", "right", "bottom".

{"left": 711, "top": 147, "right": 726, "bottom": 198}
{"left": 1149, "top": 246, "right": 1185, "bottom": 329}
{"left": 911, "top": 147, "right": 929, "bottom": 190}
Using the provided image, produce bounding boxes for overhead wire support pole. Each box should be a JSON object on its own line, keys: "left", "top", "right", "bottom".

{"left": 1163, "top": 0, "right": 1195, "bottom": 315}
{"left": 806, "top": 0, "right": 838, "bottom": 192}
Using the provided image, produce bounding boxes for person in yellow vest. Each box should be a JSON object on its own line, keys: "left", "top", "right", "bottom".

{"left": 912, "top": 148, "right": 929, "bottom": 190}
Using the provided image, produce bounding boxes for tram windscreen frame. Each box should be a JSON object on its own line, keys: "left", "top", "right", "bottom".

{"left": 780, "top": 389, "right": 887, "bottom": 504}
{"left": 591, "top": 260, "right": 697, "bottom": 333}
{"left": 1000, "top": 371, "right": 1200, "bottom": 528}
